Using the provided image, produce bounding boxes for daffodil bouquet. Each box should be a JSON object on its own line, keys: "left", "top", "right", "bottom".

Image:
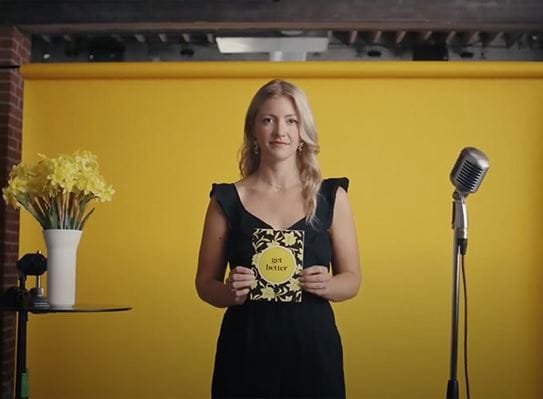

{"left": 2, "top": 150, "right": 114, "bottom": 230}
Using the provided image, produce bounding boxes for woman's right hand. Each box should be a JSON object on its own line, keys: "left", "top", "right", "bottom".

{"left": 225, "top": 266, "right": 256, "bottom": 305}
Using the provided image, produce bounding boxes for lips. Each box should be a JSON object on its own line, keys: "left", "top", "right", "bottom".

{"left": 270, "top": 141, "right": 289, "bottom": 145}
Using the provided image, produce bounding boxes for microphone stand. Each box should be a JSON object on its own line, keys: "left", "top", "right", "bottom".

{"left": 447, "top": 190, "right": 468, "bottom": 399}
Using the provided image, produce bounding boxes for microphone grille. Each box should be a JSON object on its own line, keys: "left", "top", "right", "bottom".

{"left": 450, "top": 147, "right": 489, "bottom": 194}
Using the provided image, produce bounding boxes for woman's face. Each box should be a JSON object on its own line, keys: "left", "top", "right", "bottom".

{"left": 252, "top": 95, "right": 301, "bottom": 161}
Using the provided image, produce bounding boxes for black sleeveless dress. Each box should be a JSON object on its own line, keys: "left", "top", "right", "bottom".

{"left": 209, "top": 177, "right": 349, "bottom": 399}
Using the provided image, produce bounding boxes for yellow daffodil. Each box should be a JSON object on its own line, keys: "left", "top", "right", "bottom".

{"left": 2, "top": 150, "right": 114, "bottom": 230}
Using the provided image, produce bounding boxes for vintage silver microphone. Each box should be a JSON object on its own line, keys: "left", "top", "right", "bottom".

{"left": 450, "top": 147, "right": 490, "bottom": 196}
{"left": 450, "top": 147, "right": 490, "bottom": 248}
{"left": 447, "top": 147, "right": 489, "bottom": 399}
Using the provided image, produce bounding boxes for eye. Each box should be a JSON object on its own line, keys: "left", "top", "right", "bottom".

{"left": 262, "top": 117, "right": 273, "bottom": 124}
{"left": 287, "top": 118, "right": 298, "bottom": 125}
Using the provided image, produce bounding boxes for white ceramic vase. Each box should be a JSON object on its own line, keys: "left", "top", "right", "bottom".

{"left": 43, "top": 229, "right": 82, "bottom": 308}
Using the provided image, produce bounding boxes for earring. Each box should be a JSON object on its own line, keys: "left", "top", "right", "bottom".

{"left": 297, "top": 141, "right": 304, "bottom": 152}
{"left": 253, "top": 140, "right": 259, "bottom": 155}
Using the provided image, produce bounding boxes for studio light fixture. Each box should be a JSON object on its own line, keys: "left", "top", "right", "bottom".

{"left": 216, "top": 36, "right": 329, "bottom": 61}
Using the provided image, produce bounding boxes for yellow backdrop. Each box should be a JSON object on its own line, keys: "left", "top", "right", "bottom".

{"left": 17, "top": 62, "right": 543, "bottom": 399}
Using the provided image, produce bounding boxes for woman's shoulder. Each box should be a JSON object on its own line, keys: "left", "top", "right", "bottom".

{"left": 208, "top": 181, "right": 241, "bottom": 223}
{"left": 210, "top": 176, "right": 254, "bottom": 199}
{"left": 231, "top": 176, "right": 252, "bottom": 190}
{"left": 315, "top": 177, "right": 350, "bottom": 230}
{"left": 232, "top": 176, "right": 261, "bottom": 201}
{"left": 320, "top": 177, "right": 350, "bottom": 193}
{"left": 209, "top": 181, "right": 234, "bottom": 199}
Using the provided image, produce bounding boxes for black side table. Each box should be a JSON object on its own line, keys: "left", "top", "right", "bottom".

{"left": 0, "top": 303, "right": 132, "bottom": 399}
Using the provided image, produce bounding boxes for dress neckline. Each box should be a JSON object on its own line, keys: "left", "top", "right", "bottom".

{"left": 231, "top": 183, "right": 306, "bottom": 231}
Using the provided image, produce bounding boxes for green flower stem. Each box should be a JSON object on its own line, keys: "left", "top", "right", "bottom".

{"left": 80, "top": 207, "right": 95, "bottom": 229}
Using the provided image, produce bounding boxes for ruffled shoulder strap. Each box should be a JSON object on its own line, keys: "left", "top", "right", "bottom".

{"left": 317, "top": 177, "right": 350, "bottom": 230}
{"left": 209, "top": 183, "right": 240, "bottom": 229}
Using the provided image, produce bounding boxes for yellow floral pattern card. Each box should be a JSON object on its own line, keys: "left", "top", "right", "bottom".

{"left": 250, "top": 228, "right": 304, "bottom": 302}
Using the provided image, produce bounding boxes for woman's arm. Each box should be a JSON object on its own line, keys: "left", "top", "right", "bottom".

{"left": 301, "top": 187, "right": 361, "bottom": 302}
{"left": 195, "top": 198, "right": 254, "bottom": 308}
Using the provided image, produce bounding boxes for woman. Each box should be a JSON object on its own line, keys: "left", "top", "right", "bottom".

{"left": 196, "top": 79, "right": 361, "bottom": 398}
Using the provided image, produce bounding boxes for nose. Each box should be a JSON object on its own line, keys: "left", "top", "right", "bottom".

{"left": 274, "top": 119, "right": 288, "bottom": 138}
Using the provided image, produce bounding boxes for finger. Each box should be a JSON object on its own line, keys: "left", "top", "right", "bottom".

{"left": 300, "top": 274, "right": 315, "bottom": 283}
{"left": 301, "top": 282, "right": 327, "bottom": 290}
{"left": 316, "top": 266, "right": 328, "bottom": 274}
{"left": 302, "top": 266, "right": 328, "bottom": 275}
{"left": 232, "top": 280, "right": 255, "bottom": 289}
{"left": 234, "top": 288, "right": 250, "bottom": 297}
{"left": 231, "top": 266, "right": 255, "bottom": 274}
{"left": 230, "top": 273, "right": 255, "bottom": 281}
{"left": 301, "top": 266, "right": 317, "bottom": 275}
{"left": 300, "top": 274, "right": 330, "bottom": 283}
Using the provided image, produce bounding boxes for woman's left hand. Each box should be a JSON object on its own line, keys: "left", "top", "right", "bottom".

{"left": 300, "top": 265, "right": 331, "bottom": 298}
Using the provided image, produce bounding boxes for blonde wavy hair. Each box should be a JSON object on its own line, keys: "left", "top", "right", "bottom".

{"left": 238, "top": 79, "right": 322, "bottom": 228}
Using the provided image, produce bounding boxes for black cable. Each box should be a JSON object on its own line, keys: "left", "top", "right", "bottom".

{"left": 461, "top": 254, "right": 471, "bottom": 399}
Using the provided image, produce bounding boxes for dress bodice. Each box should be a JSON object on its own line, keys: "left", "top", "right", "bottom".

{"left": 210, "top": 177, "right": 349, "bottom": 271}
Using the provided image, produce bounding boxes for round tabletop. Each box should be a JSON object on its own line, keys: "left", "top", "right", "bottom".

{"left": 0, "top": 304, "right": 132, "bottom": 313}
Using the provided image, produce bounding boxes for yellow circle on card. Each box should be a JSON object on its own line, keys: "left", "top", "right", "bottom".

{"left": 257, "top": 246, "right": 296, "bottom": 284}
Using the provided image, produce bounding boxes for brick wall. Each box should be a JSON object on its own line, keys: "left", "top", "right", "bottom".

{"left": 0, "top": 26, "right": 30, "bottom": 399}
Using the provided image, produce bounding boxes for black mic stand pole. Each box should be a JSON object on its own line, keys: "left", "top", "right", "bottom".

{"left": 447, "top": 190, "right": 468, "bottom": 399}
